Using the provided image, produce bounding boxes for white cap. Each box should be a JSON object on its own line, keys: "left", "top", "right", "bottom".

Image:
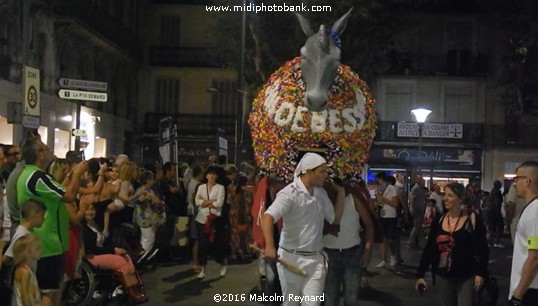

{"left": 294, "top": 152, "right": 327, "bottom": 177}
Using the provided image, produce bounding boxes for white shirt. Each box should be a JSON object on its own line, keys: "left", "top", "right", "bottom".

{"left": 510, "top": 198, "right": 538, "bottom": 298}
{"left": 429, "top": 192, "right": 444, "bottom": 214}
{"left": 194, "top": 183, "right": 225, "bottom": 224}
{"left": 381, "top": 184, "right": 398, "bottom": 218}
{"left": 183, "top": 167, "right": 193, "bottom": 190}
{"left": 323, "top": 194, "right": 361, "bottom": 249}
{"left": 187, "top": 178, "right": 201, "bottom": 216}
{"left": 507, "top": 185, "right": 526, "bottom": 224}
{"left": 4, "top": 225, "right": 31, "bottom": 258}
{"left": 265, "top": 178, "right": 335, "bottom": 252}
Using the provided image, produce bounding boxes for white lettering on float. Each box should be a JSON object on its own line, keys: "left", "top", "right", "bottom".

{"left": 264, "top": 81, "right": 281, "bottom": 117}
{"left": 291, "top": 106, "right": 308, "bottom": 132}
{"left": 265, "top": 89, "right": 367, "bottom": 133}
{"left": 311, "top": 110, "right": 327, "bottom": 133}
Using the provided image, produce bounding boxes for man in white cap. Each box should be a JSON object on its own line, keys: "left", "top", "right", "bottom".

{"left": 262, "top": 152, "right": 345, "bottom": 306}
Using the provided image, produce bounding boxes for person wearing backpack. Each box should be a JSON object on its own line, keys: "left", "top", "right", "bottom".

{"left": 508, "top": 161, "right": 538, "bottom": 306}
{"left": 416, "top": 182, "right": 489, "bottom": 306}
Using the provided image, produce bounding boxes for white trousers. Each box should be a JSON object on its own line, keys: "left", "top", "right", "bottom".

{"left": 140, "top": 227, "right": 155, "bottom": 252}
{"left": 277, "top": 248, "right": 327, "bottom": 306}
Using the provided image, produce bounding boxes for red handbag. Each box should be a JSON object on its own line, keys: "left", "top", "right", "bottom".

{"left": 203, "top": 185, "right": 220, "bottom": 242}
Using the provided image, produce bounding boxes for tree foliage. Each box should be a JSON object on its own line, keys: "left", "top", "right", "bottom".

{"left": 211, "top": 0, "right": 538, "bottom": 120}
{"left": 211, "top": 0, "right": 423, "bottom": 92}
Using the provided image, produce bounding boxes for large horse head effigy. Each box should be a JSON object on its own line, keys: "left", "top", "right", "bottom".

{"left": 248, "top": 9, "right": 377, "bottom": 182}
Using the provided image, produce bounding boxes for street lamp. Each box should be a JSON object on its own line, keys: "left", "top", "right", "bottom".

{"left": 411, "top": 107, "right": 432, "bottom": 154}
{"left": 411, "top": 107, "right": 431, "bottom": 179}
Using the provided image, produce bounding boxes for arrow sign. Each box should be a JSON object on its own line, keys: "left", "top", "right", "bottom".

{"left": 58, "top": 89, "right": 107, "bottom": 102}
{"left": 58, "top": 78, "right": 107, "bottom": 91}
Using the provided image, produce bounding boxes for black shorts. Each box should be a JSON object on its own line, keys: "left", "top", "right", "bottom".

{"left": 380, "top": 217, "right": 398, "bottom": 240}
{"left": 36, "top": 255, "right": 63, "bottom": 291}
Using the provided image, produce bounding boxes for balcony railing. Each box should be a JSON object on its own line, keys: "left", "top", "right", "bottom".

{"left": 150, "top": 46, "right": 224, "bottom": 68}
{"left": 54, "top": 0, "right": 143, "bottom": 60}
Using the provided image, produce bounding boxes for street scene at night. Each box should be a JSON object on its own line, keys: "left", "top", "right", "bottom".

{"left": 1, "top": 0, "right": 538, "bottom": 306}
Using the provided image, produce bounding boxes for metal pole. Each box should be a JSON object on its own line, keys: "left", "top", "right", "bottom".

{"left": 19, "top": 0, "right": 31, "bottom": 145}
{"left": 417, "top": 123, "right": 424, "bottom": 174}
{"left": 239, "top": 0, "right": 246, "bottom": 90}
{"left": 74, "top": 102, "right": 81, "bottom": 151}
{"left": 235, "top": 0, "right": 246, "bottom": 165}
{"left": 234, "top": 114, "right": 238, "bottom": 165}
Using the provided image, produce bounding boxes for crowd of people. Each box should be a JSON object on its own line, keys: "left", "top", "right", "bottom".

{"left": 0, "top": 136, "right": 257, "bottom": 306}
{"left": 1, "top": 137, "right": 538, "bottom": 306}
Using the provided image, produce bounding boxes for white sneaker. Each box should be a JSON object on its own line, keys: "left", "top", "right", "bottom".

{"left": 197, "top": 268, "right": 206, "bottom": 279}
{"left": 220, "top": 265, "right": 227, "bottom": 277}
{"left": 375, "top": 261, "right": 386, "bottom": 268}
{"left": 390, "top": 256, "right": 397, "bottom": 267}
{"left": 112, "top": 286, "right": 124, "bottom": 297}
{"left": 92, "top": 290, "right": 103, "bottom": 299}
{"left": 494, "top": 243, "right": 505, "bottom": 248}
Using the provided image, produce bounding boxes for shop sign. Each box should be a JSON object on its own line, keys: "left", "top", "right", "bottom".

{"left": 397, "top": 122, "right": 463, "bottom": 139}
{"left": 369, "top": 146, "right": 482, "bottom": 171}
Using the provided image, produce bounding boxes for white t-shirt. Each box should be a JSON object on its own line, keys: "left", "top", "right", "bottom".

{"left": 429, "top": 192, "right": 444, "bottom": 214}
{"left": 194, "top": 183, "right": 225, "bottom": 224}
{"left": 510, "top": 198, "right": 538, "bottom": 298}
{"left": 2, "top": 191, "right": 11, "bottom": 241}
{"left": 4, "top": 225, "right": 31, "bottom": 258}
{"left": 323, "top": 194, "right": 361, "bottom": 249}
{"left": 381, "top": 184, "right": 398, "bottom": 218}
{"left": 265, "top": 178, "right": 335, "bottom": 252}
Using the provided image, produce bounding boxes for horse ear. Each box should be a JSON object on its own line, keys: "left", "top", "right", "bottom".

{"left": 296, "top": 13, "right": 315, "bottom": 36}
{"left": 332, "top": 8, "right": 353, "bottom": 35}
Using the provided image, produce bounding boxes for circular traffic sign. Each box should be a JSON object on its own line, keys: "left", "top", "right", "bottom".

{"left": 28, "top": 85, "right": 38, "bottom": 109}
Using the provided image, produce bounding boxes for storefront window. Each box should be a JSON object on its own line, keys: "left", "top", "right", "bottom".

{"left": 0, "top": 117, "right": 14, "bottom": 144}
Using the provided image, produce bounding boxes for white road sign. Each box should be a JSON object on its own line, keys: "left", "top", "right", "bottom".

{"left": 22, "top": 115, "right": 40, "bottom": 129}
{"left": 58, "top": 78, "right": 107, "bottom": 92}
{"left": 58, "top": 89, "right": 108, "bottom": 102}
{"left": 397, "top": 122, "right": 463, "bottom": 139}
{"left": 23, "top": 66, "right": 40, "bottom": 116}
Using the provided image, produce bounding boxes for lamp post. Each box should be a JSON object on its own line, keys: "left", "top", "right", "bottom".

{"left": 411, "top": 108, "right": 432, "bottom": 152}
{"left": 411, "top": 108, "right": 431, "bottom": 175}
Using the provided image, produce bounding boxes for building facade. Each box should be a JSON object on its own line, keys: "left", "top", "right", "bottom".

{"left": 0, "top": 0, "right": 142, "bottom": 159}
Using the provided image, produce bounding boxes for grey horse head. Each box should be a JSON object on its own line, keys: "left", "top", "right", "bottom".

{"left": 297, "top": 8, "right": 353, "bottom": 112}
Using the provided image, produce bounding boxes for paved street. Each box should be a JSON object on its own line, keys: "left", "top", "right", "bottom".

{"left": 141, "top": 235, "right": 513, "bottom": 305}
